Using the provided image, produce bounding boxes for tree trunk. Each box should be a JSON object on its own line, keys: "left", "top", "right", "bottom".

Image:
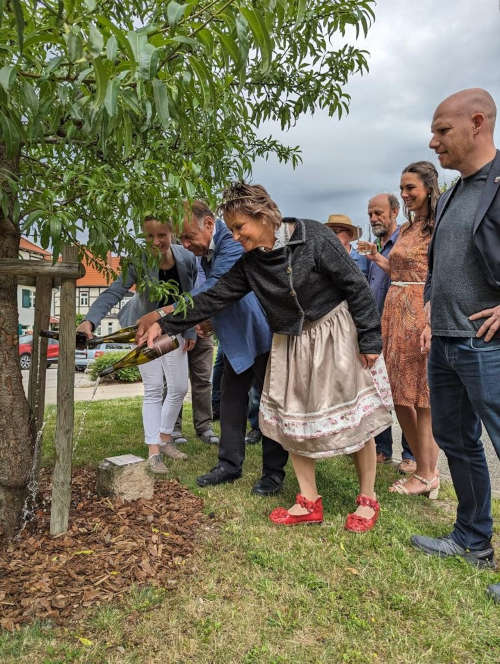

{"left": 0, "top": 145, "right": 35, "bottom": 538}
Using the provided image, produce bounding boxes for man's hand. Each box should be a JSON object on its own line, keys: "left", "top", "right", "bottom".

{"left": 357, "top": 241, "right": 377, "bottom": 259}
{"left": 135, "top": 305, "right": 174, "bottom": 344}
{"left": 469, "top": 305, "right": 500, "bottom": 342}
{"left": 195, "top": 320, "right": 214, "bottom": 338}
{"left": 424, "top": 301, "right": 431, "bottom": 325}
{"left": 420, "top": 324, "right": 431, "bottom": 354}
{"left": 76, "top": 320, "right": 93, "bottom": 339}
{"left": 360, "top": 353, "right": 379, "bottom": 369}
{"left": 183, "top": 338, "right": 196, "bottom": 352}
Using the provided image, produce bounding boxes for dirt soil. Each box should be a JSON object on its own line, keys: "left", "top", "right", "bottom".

{"left": 0, "top": 468, "right": 207, "bottom": 631}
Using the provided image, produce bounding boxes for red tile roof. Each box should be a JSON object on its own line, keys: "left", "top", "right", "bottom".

{"left": 77, "top": 251, "right": 130, "bottom": 288}
{"left": 19, "top": 237, "right": 51, "bottom": 257}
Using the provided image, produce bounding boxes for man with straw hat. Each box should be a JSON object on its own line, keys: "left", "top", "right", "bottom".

{"left": 324, "top": 214, "right": 369, "bottom": 277}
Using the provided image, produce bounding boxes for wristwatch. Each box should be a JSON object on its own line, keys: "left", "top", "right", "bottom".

{"left": 155, "top": 308, "right": 168, "bottom": 319}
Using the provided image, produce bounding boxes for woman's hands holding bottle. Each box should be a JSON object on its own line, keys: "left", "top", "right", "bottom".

{"left": 135, "top": 305, "right": 174, "bottom": 344}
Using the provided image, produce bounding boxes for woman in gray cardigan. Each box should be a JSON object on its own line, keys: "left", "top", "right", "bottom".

{"left": 77, "top": 216, "right": 197, "bottom": 473}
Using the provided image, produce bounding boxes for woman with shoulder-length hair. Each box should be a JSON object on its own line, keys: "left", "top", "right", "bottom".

{"left": 77, "top": 215, "right": 198, "bottom": 472}
{"left": 360, "top": 161, "right": 441, "bottom": 498}
{"left": 137, "top": 184, "right": 393, "bottom": 532}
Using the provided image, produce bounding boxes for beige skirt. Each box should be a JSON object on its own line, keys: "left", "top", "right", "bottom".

{"left": 259, "top": 302, "right": 393, "bottom": 458}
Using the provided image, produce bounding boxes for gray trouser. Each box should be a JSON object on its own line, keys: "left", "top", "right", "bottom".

{"left": 174, "top": 334, "right": 214, "bottom": 434}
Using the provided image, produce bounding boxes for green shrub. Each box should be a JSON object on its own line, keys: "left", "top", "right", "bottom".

{"left": 87, "top": 351, "right": 142, "bottom": 383}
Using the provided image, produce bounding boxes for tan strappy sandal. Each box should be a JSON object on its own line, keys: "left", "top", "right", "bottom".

{"left": 389, "top": 473, "right": 440, "bottom": 499}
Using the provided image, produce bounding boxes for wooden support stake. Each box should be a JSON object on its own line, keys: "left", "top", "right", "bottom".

{"left": 50, "top": 246, "right": 78, "bottom": 536}
{"left": 28, "top": 275, "right": 52, "bottom": 434}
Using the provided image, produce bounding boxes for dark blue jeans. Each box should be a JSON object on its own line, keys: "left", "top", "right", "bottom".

{"left": 375, "top": 428, "right": 414, "bottom": 461}
{"left": 211, "top": 345, "right": 224, "bottom": 415}
{"left": 428, "top": 335, "right": 500, "bottom": 550}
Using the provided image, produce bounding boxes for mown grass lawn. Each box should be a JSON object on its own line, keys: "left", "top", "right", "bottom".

{"left": 1, "top": 396, "right": 499, "bottom": 663}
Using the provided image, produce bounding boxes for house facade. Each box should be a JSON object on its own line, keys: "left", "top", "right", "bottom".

{"left": 18, "top": 239, "right": 132, "bottom": 336}
{"left": 51, "top": 252, "right": 134, "bottom": 336}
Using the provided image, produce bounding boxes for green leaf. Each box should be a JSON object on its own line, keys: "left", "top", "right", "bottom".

{"left": 189, "top": 55, "right": 212, "bottom": 109}
{"left": 216, "top": 30, "right": 240, "bottom": 65}
{"left": 167, "top": 1, "right": 187, "bottom": 26}
{"left": 67, "top": 32, "right": 83, "bottom": 62}
{"left": 84, "top": 0, "right": 96, "bottom": 11}
{"left": 239, "top": 6, "right": 272, "bottom": 72}
{"left": 152, "top": 78, "right": 170, "bottom": 128}
{"left": 127, "top": 30, "right": 156, "bottom": 79}
{"left": 106, "top": 35, "right": 118, "bottom": 61}
{"left": 12, "top": 0, "right": 24, "bottom": 52}
{"left": 296, "top": 0, "right": 307, "bottom": 24}
{"left": 89, "top": 24, "right": 104, "bottom": 54}
{"left": 92, "top": 57, "right": 110, "bottom": 108}
{"left": 104, "top": 77, "right": 120, "bottom": 117}
{"left": 0, "top": 66, "right": 17, "bottom": 93}
{"left": 22, "top": 81, "right": 38, "bottom": 113}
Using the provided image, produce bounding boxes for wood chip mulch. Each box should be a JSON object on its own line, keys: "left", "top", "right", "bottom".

{"left": 0, "top": 468, "right": 208, "bottom": 631}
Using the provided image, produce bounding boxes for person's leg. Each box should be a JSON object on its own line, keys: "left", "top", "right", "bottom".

{"left": 188, "top": 335, "right": 214, "bottom": 435}
{"left": 394, "top": 405, "right": 418, "bottom": 454}
{"left": 374, "top": 427, "right": 392, "bottom": 461}
{"left": 216, "top": 356, "right": 253, "bottom": 474}
{"left": 159, "top": 339, "right": 189, "bottom": 440}
{"left": 391, "top": 406, "right": 439, "bottom": 495}
{"left": 352, "top": 438, "right": 377, "bottom": 517}
{"left": 251, "top": 353, "right": 288, "bottom": 481}
{"left": 401, "top": 433, "right": 415, "bottom": 461}
{"left": 287, "top": 453, "right": 319, "bottom": 514}
{"left": 138, "top": 357, "right": 168, "bottom": 472}
{"left": 424, "top": 337, "right": 492, "bottom": 550}
{"left": 247, "top": 385, "right": 260, "bottom": 431}
{"left": 211, "top": 345, "right": 224, "bottom": 419}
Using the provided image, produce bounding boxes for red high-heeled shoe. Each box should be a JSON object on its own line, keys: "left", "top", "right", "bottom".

{"left": 344, "top": 494, "right": 380, "bottom": 533}
{"left": 269, "top": 494, "right": 323, "bottom": 526}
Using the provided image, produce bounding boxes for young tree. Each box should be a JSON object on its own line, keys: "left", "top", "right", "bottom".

{"left": 0, "top": 0, "right": 375, "bottom": 535}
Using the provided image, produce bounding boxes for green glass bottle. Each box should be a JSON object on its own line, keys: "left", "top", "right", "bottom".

{"left": 40, "top": 325, "right": 138, "bottom": 350}
{"left": 98, "top": 334, "right": 179, "bottom": 377}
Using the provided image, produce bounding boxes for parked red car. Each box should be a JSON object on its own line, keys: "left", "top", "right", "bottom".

{"left": 18, "top": 334, "right": 59, "bottom": 370}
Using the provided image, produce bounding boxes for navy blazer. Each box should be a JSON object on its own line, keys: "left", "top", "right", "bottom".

{"left": 85, "top": 243, "right": 197, "bottom": 340}
{"left": 189, "top": 218, "right": 272, "bottom": 374}
{"left": 424, "top": 150, "right": 500, "bottom": 302}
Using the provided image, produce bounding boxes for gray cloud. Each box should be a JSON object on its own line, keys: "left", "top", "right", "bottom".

{"left": 253, "top": 0, "right": 500, "bottom": 234}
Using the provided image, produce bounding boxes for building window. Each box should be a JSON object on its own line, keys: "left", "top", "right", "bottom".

{"left": 22, "top": 289, "right": 32, "bottom": 308}
{"left": 107, "top": 323, "right": 113, "bottom": 334}
{"left": 79, "top": 290, "right": 89, "bottom": 307}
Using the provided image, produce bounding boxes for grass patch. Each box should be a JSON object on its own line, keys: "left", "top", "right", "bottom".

{"left": 2, "top": 397, "right": 499, "bottom": 663}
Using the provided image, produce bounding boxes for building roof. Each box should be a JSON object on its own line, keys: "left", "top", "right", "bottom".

{"left": 19, "top": 237, "right": 51, "bottom": 258}
{"left": 77, "top": 252, "right": 128, "bottom": 288}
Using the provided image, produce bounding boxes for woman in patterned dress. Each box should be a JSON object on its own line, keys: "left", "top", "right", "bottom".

{"left": 363, "top": 161, "right": 441, "bottom": 498}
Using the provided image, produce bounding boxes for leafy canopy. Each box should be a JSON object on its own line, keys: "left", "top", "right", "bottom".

{"left": 0, "top": 0, "right": 375, "bottom": 262}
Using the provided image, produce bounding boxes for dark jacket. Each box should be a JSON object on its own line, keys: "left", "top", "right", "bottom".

{"left": 424, "top": 150, "right": 500, "bottom": 302}
{"left": 160, "top": 218, "right": 382, "bottom": 354}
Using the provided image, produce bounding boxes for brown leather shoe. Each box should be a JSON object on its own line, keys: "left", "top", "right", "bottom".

{"left": 376, "top": 452, "right": 391, "bottom": 464}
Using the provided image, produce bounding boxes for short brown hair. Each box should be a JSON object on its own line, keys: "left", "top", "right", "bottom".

{"left": 218, "top": 182, "right": 282, "bottom": 229}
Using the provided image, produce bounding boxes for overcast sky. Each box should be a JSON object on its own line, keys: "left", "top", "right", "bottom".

{"left": 252, "top": 0, "right": 500, "bottom": 239}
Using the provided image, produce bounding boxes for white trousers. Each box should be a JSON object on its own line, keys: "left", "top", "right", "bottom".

{"left": 138, "top": 335, "right": 188, "bottom": 445}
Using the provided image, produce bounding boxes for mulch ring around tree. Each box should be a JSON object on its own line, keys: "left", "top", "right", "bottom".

{"left": 0, "top": 468, "right": 210, "bottom": 631}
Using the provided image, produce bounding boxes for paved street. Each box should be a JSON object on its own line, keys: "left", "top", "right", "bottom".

{"left": 22, "top": 368, "right": 499, "bottom": 495}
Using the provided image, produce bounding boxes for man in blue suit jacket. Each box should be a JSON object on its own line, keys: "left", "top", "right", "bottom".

{"left": 411, "top": 88, "right": 500, "bottom": 603}
{"left": 169, "top": 201, "right": 288, "bottom": 493}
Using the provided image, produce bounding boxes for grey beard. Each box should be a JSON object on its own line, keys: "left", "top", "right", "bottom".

{"left": 371, "top": 227, "right": 387, "bottom": 238}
